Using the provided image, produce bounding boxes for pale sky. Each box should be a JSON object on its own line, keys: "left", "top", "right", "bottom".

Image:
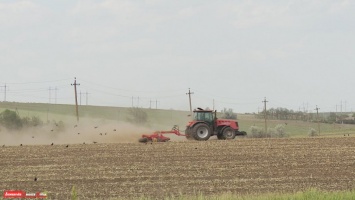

{"left": 0, "top": 0, "right": 354, "bottom": 113}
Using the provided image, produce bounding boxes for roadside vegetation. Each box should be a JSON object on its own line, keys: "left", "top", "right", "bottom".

{"left": 0, "top": 109, "right": 43, "bottom": 130}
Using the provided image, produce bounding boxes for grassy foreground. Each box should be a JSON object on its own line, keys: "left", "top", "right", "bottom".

{"left": 129, "top": 189, "right": 355, "bottom": 200}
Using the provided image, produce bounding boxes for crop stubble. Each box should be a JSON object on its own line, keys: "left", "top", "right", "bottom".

{"left": 1, "top": 137, "right": 355, "bottom": 199}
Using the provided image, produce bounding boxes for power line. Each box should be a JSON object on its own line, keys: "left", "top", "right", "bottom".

{"left": 48, "top": 87, "right": 58, "bottom": 104}
{"left": 80, "top": 78, "right": 185, "bottom": 93}
{"left": 1, "top": 78, "right": 72, "bottom": 85}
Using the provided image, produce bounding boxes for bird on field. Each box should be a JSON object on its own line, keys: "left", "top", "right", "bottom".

{"left": 100, "top": 133, "right": 102, "bottom": 136}
{"left": 66, "top": 145, "right": 69, "bottom": 148}
{"left": 94, "top": 126, "right": 98, "bottom": 129}
{"left": 113, "top": 129, "right": 116, "bottom": 131}
{"left": 74, "top": 125, "right": 78, "bottom": 128}
{"left": 51, "top": 143, "right": 54, "bottom": 146}
{"left": 93, "top": 141, "right": 97, "bottom": 144}
{"left": 20, "top": 144, "right": 23, "bottom": 146}
{"left": 83, "top": 142, "right": 85, "bottom": 144}
{"left": 51, "top": 129, "right": 54, "bottom": 132}
{"left": 34, "top": 177, "right": 37, "bottom": 181}
{"left": 77, "top": 132, "right": 80, "bottom": 135}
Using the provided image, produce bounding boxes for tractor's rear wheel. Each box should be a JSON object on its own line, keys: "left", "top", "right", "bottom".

{"left": 222, "top": 127, "right": 236, "bottom": 140}
{"left": 192, "top": 123, "right": 211, "bottom": 141}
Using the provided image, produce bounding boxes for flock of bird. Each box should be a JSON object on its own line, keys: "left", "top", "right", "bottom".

{"left": 2, "top": 124, "right": 118, "bottom": 148}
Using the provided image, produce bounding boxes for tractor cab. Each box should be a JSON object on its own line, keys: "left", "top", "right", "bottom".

{"left": 193, "top": 108, "right": 216, "bottom": 125}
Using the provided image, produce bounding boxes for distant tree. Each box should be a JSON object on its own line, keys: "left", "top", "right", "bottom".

{"left": 327, "top": 112, "right": 337, "bottom": 123}
{"left": 221, "top": 108, "right": 237, "bottom": 119}
{"left": 0, "top": 109, "right": 23, "bottom": 129}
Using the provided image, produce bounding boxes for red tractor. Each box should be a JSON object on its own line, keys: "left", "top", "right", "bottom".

{"left": 139, "top": 108, "right": 246, "bottom": 143}
{"left": 185, "top": 108, "right": 246, "bottom": 140}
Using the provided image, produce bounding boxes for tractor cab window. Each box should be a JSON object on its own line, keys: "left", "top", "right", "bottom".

{"left": 194, "top": 112, "right": 213, "bottom": 122}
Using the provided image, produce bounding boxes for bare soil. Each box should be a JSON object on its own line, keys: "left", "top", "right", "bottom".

{"left": 1, "top": 137, "right": 355, "bottom": 199}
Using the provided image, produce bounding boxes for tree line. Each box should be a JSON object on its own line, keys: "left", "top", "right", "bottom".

{"left": 256, "top": 107, "right": 355, "bottom": 124}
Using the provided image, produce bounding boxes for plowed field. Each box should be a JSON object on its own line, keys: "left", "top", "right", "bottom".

{"left": 1, "top": 137, "right": 355, "bottom": 199}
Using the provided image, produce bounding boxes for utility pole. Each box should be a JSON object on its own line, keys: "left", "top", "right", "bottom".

{"left": 155, "top": 99, "right": 159, "bottom": 109}
{"left": 262, "top": 97, "right": 268, "bottom": 136}
{"left": 79, "top": 91, "right": 82, "bottom": 105}
{"left": 335, "top": 104, "right": 338, "bottom": 122}
{"left": 85, "top": 91, "right": 89, "bottom": 105}
{"left": 150, "top": 99, "right": 153, "bottom": 109}
{"left": 54, "top": 87, "right": 58, "bottom": 104}
{"left": 315, "top": 105, "right": 320, "bottom": 134}
{"left": 186, "top": 88, "right": 194, "bottom": 116}
{"left": 0, "top": 84, "right": 7, "bottom": 102}
{"left": 48, "top": 87, "right": 51, "bottom": 104}
{"left": 345, "top": 101, "right": 347, "bottom": 113}
{"left": 340, "top": 100, "right": 343, "bottom": 113}
{"left": 71, "top": 77, "right": 80, "bottom": 122}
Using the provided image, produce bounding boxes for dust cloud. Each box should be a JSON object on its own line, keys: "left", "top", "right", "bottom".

{"left": 0, "top": 118, "right": 156, "bottom": 146}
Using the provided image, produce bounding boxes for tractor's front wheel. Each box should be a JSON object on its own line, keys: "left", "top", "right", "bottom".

{"left": 192, "top": 123, "right": 211, "bottom": 141}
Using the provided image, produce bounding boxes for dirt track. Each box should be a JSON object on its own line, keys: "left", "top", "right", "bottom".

{"left": 1, "top": 137, "right": 355, "bottom": 199}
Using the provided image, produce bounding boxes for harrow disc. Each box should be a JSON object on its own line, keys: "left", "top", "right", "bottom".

{"left": 138, "top": 137, "right": 149, "bottom": 143}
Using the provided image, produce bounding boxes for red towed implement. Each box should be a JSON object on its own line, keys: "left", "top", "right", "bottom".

{"left": 139, "top": 125, "right": 185, "bottom": 143}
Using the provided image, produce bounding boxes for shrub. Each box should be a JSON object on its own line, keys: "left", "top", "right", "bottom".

{"left": 272, "top": 124, "right": 288, "bottom": 138}
{"left": 308, "top": 128, "right": 318, "bottom": 137}
{"left": 248, "top": 126, "right": 268, "bottom": 138}
{"left": 0, "top": 109, "right": 23, "bottom": 129}
{"left": 22, "top": 116, "right": 43, "bottom": 127}
{"left": 248, "top": 124, "right": 288, "bottom": 138}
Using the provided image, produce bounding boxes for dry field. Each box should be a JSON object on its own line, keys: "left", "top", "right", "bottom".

{"left": 1, "top": 137, "right": 355, "bottom": 199}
